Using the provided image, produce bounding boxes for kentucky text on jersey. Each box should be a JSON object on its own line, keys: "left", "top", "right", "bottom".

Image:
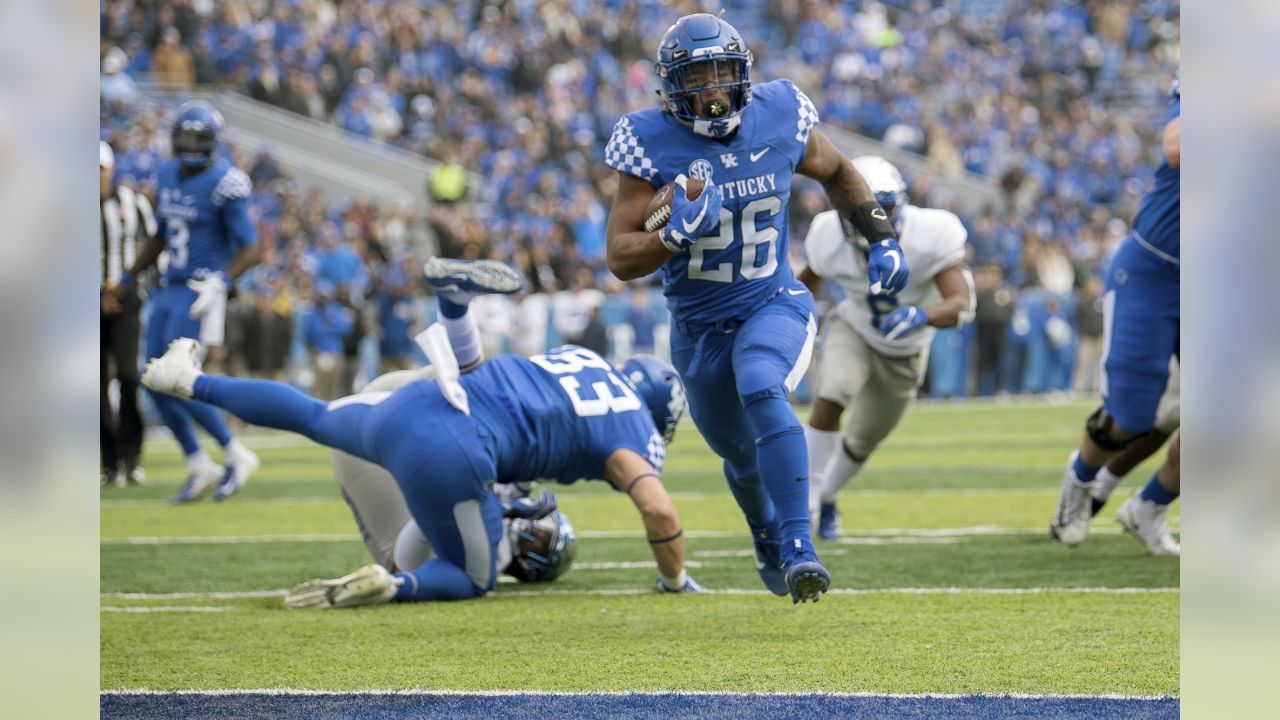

{"left": 606, "top": 79, "right": 819, "bottom": 326}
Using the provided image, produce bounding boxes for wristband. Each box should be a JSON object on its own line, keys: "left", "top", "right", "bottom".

{"left": 624, "top": 472, "right": 660, "bottom": 495}
{"left": 849, "top": 201, "right": 897, "bottom": 244}
{"left": 648, "top": 529, "right": 683, "bottom": 545}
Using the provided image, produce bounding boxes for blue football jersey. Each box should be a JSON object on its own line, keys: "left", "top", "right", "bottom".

{"left": 1130, "top": 80, "right": 1180, "bottom": 262}
{"left": 606, "top": 79, "right": 819, "bottom": 325}
{"left": 461, "top": 346, "right": 666, "bottom": 485}
{"left": 155, "top": 159, "right": 258, "bottom": 282}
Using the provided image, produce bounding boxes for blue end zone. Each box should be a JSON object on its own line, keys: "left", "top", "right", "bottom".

{"left": 101, "top": 692, "right": 1179, "bottom": 720}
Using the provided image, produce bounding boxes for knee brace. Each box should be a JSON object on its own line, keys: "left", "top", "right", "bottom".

{"left": 1085, "top": 406, "right": 1147, "bottom": 451}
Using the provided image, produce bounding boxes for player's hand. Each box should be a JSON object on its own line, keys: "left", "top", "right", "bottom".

{"left": 100, "top": 290, "right": 122, "bottom": 315}
{"left": 503, "top": 489, "right": 558, "bottom": 520}
{"left": 654, "top": 574, "right": 706, "bottom": 593}
{"left": 867, "top": 239, "right": 909, "bottom": 295}
{"left": 187, "top": 272, "right": 229, "bottom": 319}
{"left": 657, "top": 174, "right": 722, "bottom": 252}
{"left": 879, "top": 305, "right": 929, "bottom": 341}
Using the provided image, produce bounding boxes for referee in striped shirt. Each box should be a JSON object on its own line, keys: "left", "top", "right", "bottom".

{"left": 101, "top": 140, "right": 156, "bottom": 487}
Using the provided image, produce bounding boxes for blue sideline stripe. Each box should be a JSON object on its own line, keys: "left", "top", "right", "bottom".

{"left": 101, "top": 691, "right": 1179, "bottom": 719}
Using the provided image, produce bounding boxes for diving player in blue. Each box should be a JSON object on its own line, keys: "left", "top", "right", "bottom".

{"left": 1051, "top": 73, "right": 1181, "bottom": 556}
{"left": 119, "top": 100, "right": 261, "bottom": 503}
{"left": 604, "top": 13, "right": 910, "bottom": 602}
{"left": 142, "top": 260, "right": 702, "bottom": 605}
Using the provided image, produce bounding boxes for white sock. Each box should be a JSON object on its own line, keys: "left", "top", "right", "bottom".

{"left": 185, "top": 450, "right": 217, "bottom": 474}
{"left": 804, "top": 426, "right": 839, "bottom": 511}
{"left": 1092, "top": 466, "right": 1123, "bottom": 501}
{"left": 820, "top": 446, "right": 865, "bottom": 504}
{"left": 440, "top": 308, "right": 483, "bottom": 369}
{"left": 224, "top": 438, "right": 255, "bottom": 464}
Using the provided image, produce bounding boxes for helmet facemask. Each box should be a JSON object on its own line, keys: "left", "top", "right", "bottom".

{"left": 505, "top": 511, "right": 577, "bottom": 583}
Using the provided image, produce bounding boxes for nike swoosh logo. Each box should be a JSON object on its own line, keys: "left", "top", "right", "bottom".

{"left": 787, "top": 288, "right": 807, "bottom": 296}
{"left": 681, "top": 195, "right": 710, "bottom": 234}
{"left": 750, "top": 148, "right": 771, "bottom": 162}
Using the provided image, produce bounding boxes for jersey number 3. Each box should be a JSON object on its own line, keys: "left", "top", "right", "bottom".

{"left": 531, "top": 347, "right": 643, "bottom": 417}
{"left": 687, "top": 197, "right": 781, "bottom": 283}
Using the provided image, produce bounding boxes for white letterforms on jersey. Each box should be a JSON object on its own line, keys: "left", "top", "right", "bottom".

{"left": 804, "top": 206, "right": 967, "bottom": 358}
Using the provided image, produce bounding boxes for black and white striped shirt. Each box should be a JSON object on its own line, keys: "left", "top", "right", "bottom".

{"left": 100, "top": 185, "right": 157, "bottom": 288}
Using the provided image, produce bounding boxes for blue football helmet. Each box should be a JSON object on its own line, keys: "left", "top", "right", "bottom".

{"left": 620, "top": 354, "right": 686, "bottom": 444}
{"left": 655, "top": 13, "right": 753, "bottom": 138}
{"left": 506, "top": 510, "right": 577, "bottom": 583}
{"left": 170, "top": 100, "right": 224, "bottom": 169}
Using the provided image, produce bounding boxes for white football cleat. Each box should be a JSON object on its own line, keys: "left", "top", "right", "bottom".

{"left": 423, "top": 258, "right": 524, "bottom": 305}
{"left": 1050, "top": 451, "right": 1093, "bottom": 546}
{"left": 1115, "top": 493, "right": 1180, "bottom": 557}
{"left": 170, "top": 460, "right": 224, "bottom": 504}
{"left": 215, "top": 445, "right": 259, "bottom": 501}
{"left": 285, "top": 564, "right": 400, "bottom": 609}
{"left": 142, "top": 338, "right": 203, "bottom": 399}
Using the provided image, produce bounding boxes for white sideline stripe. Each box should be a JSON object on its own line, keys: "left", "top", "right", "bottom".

{"left": 102, "top": 525, "right": 1175, "bottom": 545}
{"left": 102, "top": 586, "right": 1177, "bottom": 601}
{"left": 101, "top": 606, "right": 232, "bottom": 613}
{"left": 101, "top": 688, "right": 1176, "bottom": 700}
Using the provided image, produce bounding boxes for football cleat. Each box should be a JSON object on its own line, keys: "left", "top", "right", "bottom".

{"left": 817, "top": 502, "right": 841, "bottom": 541}
{"left": 423, "top": 258, "right": 524, "bottom": 306}
{"left": 125, "top": 466, "right": 146, "bottom": 486}
{"left": 214, "top": 447, "right": 259, "bottom": 501}
{"left": 752, "top": 529, "right": 789, "bottom": 596}
{"left": 1115, "top": 493, "right": 1180, "bottom": 557}
{"left": 285, "top": 564, "right": 400, "bottom": 609}
{"left": 784, "top": 554, "right": 831, "bottom": 604}
{"left": 142, "top": 338, "right": 203, "bottom": 399}
{"left": 1050, "top": 451, "right": 1093, "bottom": 546}
{"left": 169, "top": 462, "right": 224, "bottom": 504}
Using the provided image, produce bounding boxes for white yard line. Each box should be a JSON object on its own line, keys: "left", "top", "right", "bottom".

{"left": 101, "top": 525, "right": 1174, "bottom": 545}
{"left": 102, "top": 586, "right": 1178, "bottom": 602}
{"left": 101, "top": 688, "right": 1174, "bottom": 700}
{"left": 101, "top": 606, "right": 233, "bottom": 613}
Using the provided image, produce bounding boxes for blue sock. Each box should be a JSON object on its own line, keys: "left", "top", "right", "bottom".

{"left": 437, "top": 296, "right": 467, "bottom": 319}
{"left": 394, "top": 559, "right": 481, "bottom": 601}
{"left": 1139, "top": 473, "right": 1179, "bottom": 505}
{"left": 185, "top": 398, "right": 234, "bottom": 446}
{"left": 148, "top": 389, "right": 201, "bottom": 455}
{"left": 194, "top": 376, "right": 372, "bottom": 459}
{"left": 1072, "top": 452, "right": 1100, "bottom": 483}
{"left": 743, "top": 391, "right": 814, "bottom": 559}
{"left": 723, "top": 463, "right": 778, "bottom": 536}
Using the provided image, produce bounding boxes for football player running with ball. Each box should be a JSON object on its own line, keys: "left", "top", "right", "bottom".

{"left": 1050, "top": 74, "right": 1181, "bottom": 556}
{"left": 604, "top": 14, "right": 909, "bottom": 602}
{"left": 798, "top": 156, "right": 974, "bottom": 540}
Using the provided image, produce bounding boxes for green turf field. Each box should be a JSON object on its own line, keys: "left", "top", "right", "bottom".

{"left": 100, "top": 399, "right": 1178, "bottom": 695}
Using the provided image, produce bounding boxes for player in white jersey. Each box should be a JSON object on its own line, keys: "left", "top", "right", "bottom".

{"left": 798, "top": 157, "right": 975, "bottom": 539}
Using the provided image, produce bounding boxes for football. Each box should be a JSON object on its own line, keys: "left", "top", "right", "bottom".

{"left": 644, "top": 177, "right": 706, "bottom": 233}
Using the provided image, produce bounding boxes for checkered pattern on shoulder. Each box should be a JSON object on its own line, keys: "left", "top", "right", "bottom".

{"left": 645, "top": 428, "right": 667, "bottom": 473}
{"left": 212, "top": 167, "right": 252, "bottom": 205}
{"left": 604, "top": 117, "right": 658, "bottom": 182}
{"left": 792, "top": 83, "right": 820, "bottom": 145}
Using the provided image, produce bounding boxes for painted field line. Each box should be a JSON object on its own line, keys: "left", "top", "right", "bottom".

{"left": 101, "top": 606, "right": 232, "bottom": 613}
{"left": 101, "top": 496, "right": 338, "bottom": 508}
{"left": 102, "top": 688, "right": 1174, "bottom": 700}
{"left": 103, "top": 525, "right": 1174, "bottom": 546}
{"left": 575, "top": 561, "right": 703, "bottom": 570}
{"left": 102, "top": 586, "right": 1178, "bottom": 602}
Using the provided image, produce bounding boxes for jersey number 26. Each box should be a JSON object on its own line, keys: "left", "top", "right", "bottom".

{"left": 687, "top": 197, "right": 781, "bottom": 283}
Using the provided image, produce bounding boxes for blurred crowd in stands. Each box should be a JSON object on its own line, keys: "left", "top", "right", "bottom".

{"left": 100, "top": 0, "right": 1178, "bottom": 399}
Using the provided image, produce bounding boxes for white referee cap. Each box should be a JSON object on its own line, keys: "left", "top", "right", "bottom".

{"left": 100, "top": 141, "right": 115, "bottom": 169}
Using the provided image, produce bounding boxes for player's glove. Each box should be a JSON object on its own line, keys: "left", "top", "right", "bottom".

{"left": 187, "top": 271, "right": 230, "bottom": 319}
{"left": 657, "top": 174, "right": 722, "bottom": 253}
{"left": 879, "top": 305, "right": 930, "bottom": 341}
{"left": 655, "top": 573, "right": 706, "bottom": 593}
{"left": 502, "top": 489, "right": 558, "bottom": 520}
{"left": 867, "top": 238, "right": 909, "bottom": 296}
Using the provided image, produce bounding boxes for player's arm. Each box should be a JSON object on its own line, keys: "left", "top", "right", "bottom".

{"left": 1163, "top": 116, "right": 1180, "bottom": 169}
{"left": 921, "top": 263, "right": 975, "bottom": 328}
{"left": 605, "top": 174, "right": 673, "bottom": 281}
{"left": 797, "top": 264, "right": 823, "bottom": 295}
{"left": 797, "top": 130, "right": 908, "bottom": 294}
{"left": 114, "top": 196, "right": 164, "bottom": 299}
{"left": 221, "top": 195, "right": 260, "bottom": 281}
{"left": 602, "top": 448, "right": 695, "bottom": 589}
